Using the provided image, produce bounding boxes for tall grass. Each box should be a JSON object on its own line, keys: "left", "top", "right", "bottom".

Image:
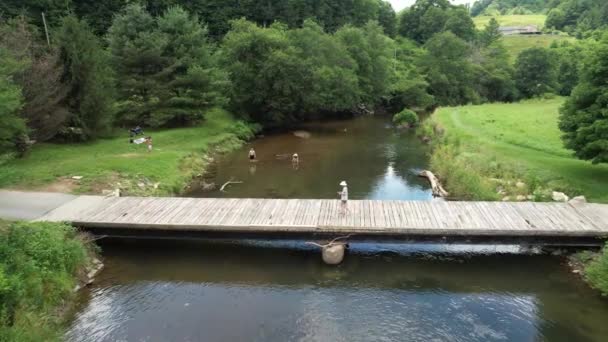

{"left": 0, "top": 221, "right": 94, "bottom": 341}
{"left": 586, "top": 246, "right": 608, "bottom": 296}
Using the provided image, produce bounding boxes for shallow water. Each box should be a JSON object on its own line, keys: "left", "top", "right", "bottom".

{"left": 188, "top": 115, "right": 433, "bottom": 200}
{"left": 66, "top": 240, "right": 608, "bottom": 342}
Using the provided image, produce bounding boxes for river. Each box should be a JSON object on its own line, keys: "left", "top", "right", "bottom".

{"left": 66, "top": 116, "right": 608, "bottom": 341}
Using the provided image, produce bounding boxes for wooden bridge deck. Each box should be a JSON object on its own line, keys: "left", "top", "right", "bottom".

{"left": 37, "top": 196, "right": 608, "bottom": 242}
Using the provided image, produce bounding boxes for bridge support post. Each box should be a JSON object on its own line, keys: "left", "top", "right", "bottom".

{"left": 322, "top": 243, "right": 345, "bottom": 265}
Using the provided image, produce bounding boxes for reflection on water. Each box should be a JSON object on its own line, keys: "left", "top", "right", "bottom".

{"left": 188, "top": 116, "right": 433, "bottom": 200}
{"left": 66, "top": 240, "right": 608, "bottom": 342}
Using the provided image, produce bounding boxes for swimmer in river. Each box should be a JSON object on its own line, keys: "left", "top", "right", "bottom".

{"left": 248, "top": 148, "right": 256, "bottom": 161}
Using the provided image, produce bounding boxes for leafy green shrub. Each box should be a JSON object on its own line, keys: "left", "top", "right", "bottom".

{"left": 393, "top": 109, "right": 419, "bottom": 127}
{"left": 0, "top": 221, "right": 93, "bottom": 341}
{"left": 429, "top": 143, "right": 498, "bottom": 200}
{"left": 586, "top": 245, "right": 608, "bottom": 296}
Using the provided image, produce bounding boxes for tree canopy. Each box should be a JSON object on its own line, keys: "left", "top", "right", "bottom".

{"left": 559, "top": 33, "right": 608, "bottom": 164}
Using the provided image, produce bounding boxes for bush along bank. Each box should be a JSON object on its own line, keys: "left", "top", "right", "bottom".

{"left": 0, "top": 221, "right": 99, "bottom": 341}
{"left": 569, "top": 246, "right": 608, "bottom": 297}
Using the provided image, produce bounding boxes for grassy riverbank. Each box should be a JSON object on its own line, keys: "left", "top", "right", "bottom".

{"left": 0, "top": 109, "right": 256, "bottom": 196}
{"left": 570, "top": 247, "right": 608, "bottom": 296}
{"left": 0, "top": 220, "right": 96, "bottom": 341}
{"left": 427, "top": 98, "right": 608, "bottom": 202}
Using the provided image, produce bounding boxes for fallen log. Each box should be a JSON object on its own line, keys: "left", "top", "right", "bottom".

{"left": 220, "top": 178, "right": 243, "bottom": 192}
{"left": 419, "top": 170, "right": 449, "bottom": 198}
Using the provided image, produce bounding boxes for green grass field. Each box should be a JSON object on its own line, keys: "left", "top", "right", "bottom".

{"left": 0, "top": 109, "right": 255, "bottom": 195}
{"left": 502, "top": 35, "right": 575, "bottom": 62}
{"left": 473, "top": 15, "right": 547, "bottom": 29}
{"left": 433, "top": 98, "right": 608, "bottom": 203}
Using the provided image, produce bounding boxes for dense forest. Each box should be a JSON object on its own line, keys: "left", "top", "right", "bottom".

{"left": 0, "top": 0, "right": 606, "bottom": 164}
{"left": 471, "top": 0, "right": 550, "bottom": 16}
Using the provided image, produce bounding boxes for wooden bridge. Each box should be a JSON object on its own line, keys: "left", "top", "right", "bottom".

{"left": 36, "top": 195, "right": 608, "bottom": 245}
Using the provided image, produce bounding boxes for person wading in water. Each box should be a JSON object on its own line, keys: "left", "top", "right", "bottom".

{"left": 249, "top": 148, "right": 257, "bottom": 161}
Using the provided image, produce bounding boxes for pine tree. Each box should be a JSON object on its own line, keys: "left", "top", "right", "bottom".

{"left": 480, "top": 18, "right": 502, "bottom": 47}
{"left": 57, "top": 15, "right": 114, "bottom": 139}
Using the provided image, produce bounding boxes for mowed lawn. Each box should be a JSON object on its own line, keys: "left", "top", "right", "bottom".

{"left": 473, "top": 15, "right": 547, "bottom": 29}
{"left": 0, "top": 109, "right": 252, "bottom": 194}
{"left": 435, "top": 98, "right": 608, "bottom": 203}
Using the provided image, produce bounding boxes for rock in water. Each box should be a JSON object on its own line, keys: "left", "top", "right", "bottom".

{"left": 322, "top": 244, "right": 345, "bottom": 265}
{"left": 293, "top": 130, "right": 311, "bottom": 139}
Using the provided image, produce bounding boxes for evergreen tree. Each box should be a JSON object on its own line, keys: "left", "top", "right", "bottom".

{"left": 153, "top": 6, "right": 228, "bottom": 126}
{"left": 57, "top": 15, "right": 114, "bottom": 139}
{"left": 559, "top": 33, "right": 608, "bottom": 164}
{"left": 480, "top": 18, "right": 502, "bottom": 47}
{"left": 107, "top": 4, "right": 169, "bottom": 126}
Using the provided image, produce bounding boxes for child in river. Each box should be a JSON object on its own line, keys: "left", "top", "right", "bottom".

{"left": 249, "top": 148, "right": 256, "bottom": 161}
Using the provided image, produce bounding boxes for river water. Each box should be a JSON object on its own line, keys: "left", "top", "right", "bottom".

{"left": 66, "top": 116, "right": 608, "bottom": 341}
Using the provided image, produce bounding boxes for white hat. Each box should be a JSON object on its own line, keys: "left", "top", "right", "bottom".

{"left": 339, "top": 181, "right": 347, "bottom": 186}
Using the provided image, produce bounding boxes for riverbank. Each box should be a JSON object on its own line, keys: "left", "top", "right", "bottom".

{"left": 426, "top": 98, "right": 608, "bottom": 203}
{"left": 569, "top": 248, "right": 608, "bottom": 296}
{"left": 0, "top": 109, "right": 257, "bottom": 196}
{"left": 0, "top": 220, "right": 98, "bottom": 341}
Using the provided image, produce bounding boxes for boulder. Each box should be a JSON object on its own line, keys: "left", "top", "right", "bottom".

{"left": 516, "top": 181, "right": 526, "bottom": 189}
{"left": 516, "top": 195, "right": 527, "bottom": 201}
{"left": 552, "top": 191, "right": 569, "bottom": 202}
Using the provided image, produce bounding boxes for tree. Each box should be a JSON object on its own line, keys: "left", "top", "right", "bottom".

{"left": 0, "top": 48, "right": 26, "bottom": 154}
{"left": 444, "top": 7, "right": 476, "bottom": 42}
{"left": 108, "top": 4, "right": 166, "bottom": 126}
{"left": 377, "top": 0, "right": 397, "bottom": 37}
{"left": 336, "top": 22, "right": 393, "bottom": 107}
{"left": 421, "top": 32, "right": 478, "bottom": 106}
{"left": 153, "top": 6, "right": 228, "bottom": 126}
{"left": 472, "top": 41, "right": 517, "bottom": 102}
{"left": 479, "top": 18, "right": 501, "bottom": 47}
{"left": 559, "top": 34, "right": 608, "bottom": 164}
{"left": 514, "top": 47, "right": 558, "bottom": 98}
{"left": 389, "top": 38, "right": 435, "bottom": 112}
{"left": 108, "top": 4, "right": 226, "bottom": 127}
{"left": 57, "top": 15, "right": 114, "bottom": 139}
{"left": 0, "top": 16, "right": 70, "bottom": 142}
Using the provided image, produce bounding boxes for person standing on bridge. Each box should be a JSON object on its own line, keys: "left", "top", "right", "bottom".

{"left": 338, "top": 181, "right": 348, "bottom": 215}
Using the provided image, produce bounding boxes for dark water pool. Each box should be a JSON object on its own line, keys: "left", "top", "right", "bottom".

{"left": 66, "top": 240, "right": 608, "bottom": 342}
